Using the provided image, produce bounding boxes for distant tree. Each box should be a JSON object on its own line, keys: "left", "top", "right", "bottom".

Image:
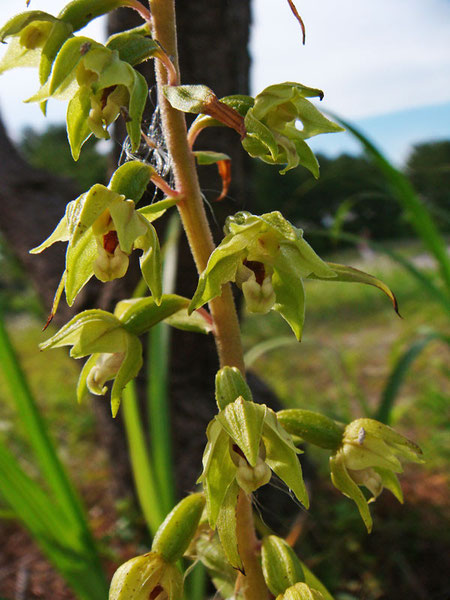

{"left": 254, "top": 153, "right": 406, "bottom": 251}
{"left": 406, "top": 140, "right": 450, "bottom": 230}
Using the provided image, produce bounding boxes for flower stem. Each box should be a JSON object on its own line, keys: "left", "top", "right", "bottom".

{"left": 235, "top": 491, "right": 270, "bottom": 600}
{"left": 148, "top": 0, "right": 244, "bottom": 374}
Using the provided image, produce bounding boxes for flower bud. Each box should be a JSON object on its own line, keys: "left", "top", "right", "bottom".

{"left": 109, "top": 552, "right": 182, "bottom": 600}
{"left": 151, "top": 493, "right": 205, "bottom": 563}
{"left": 215, "top": 366, "right": 253, "bottom": 410}
{"left": 277, "top": 409, "right": 345, "bottom": 450}
{"left": 280, "top": 582, "right": 325, "bottom": 600}
{"left": 261, "top": 535, "right": 304, "bottom": 596}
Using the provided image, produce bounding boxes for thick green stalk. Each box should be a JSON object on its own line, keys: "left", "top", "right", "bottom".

{"left": 148, "top": 0, "right": 245, "bottom": 374}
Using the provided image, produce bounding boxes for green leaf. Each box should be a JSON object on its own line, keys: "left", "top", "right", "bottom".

{"left": 217, "top": 398, "right": 266, "bottom": 467}
{"left": 114, "top": 294, "right": 191, "bottom": 335}
{"left": 164, "top": 84, "right": 216, "bottom": 113}
{"left": 200, "top": 420, "right": 237, "bottom": 527}
{"left": 307, "top": 262, "right": 400, "bottom": 315}
{"left": 193, "top": 150, "right": 231, "bottom": 165}
{"left": 109, "top": 161, "right": 155, "bottom": 203}
{"left": 263, "top": 409, "right": 309, "bottom": 508}
{"left": 216, "top": 481, "right": 242, "bottom": 570}
{"left": 106, "top": 25, "right": 160, "bottom": 66}
{"left": 329, "top": 453, "right": 373, "bottom": 533}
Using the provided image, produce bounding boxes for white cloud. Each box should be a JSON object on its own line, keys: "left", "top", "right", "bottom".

{"left": 251, "top": 0, "right": 450, "bottom": 118}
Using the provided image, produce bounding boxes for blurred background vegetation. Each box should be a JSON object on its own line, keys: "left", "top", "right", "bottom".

{"left": 0, "top": 125, "right": 449, "bottom": 600}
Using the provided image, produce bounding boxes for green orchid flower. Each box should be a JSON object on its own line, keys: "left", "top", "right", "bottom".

{"left": 199, "top": 395, "right": 308, "bottom": 568}
{"left": 329, "top": 418, "right": 424, "bottom": 532}
{"left": 30, "top": 161, "right": 177, "bottom": 312}
{"left": 26, "top": 36, "right": 147, "bottom": 158}
{"left": 40, "top": 308, "right": 143, "bottom": 417}
{"left": 189, "top": 211, "right": 334, "bottom": 340}
{"left": 41, "top": 294, "right": 211, "bottom": 416}
{"left": 0, "top": 11, "right": 72, "bottom": 77}
{"left": 190, "top": 210, "right": 399, "bottom": 340}
{"left": 242, "top": 82, "right": 343, "bottom": 176}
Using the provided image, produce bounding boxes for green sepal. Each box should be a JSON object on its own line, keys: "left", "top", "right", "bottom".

{"left": 0, "top": 11, "right": 57, "bottom": 42}
{"left": 261, "top": 535, "right": 304, "bottom": 596}
{"left": 216, "top": 480, "right": 242, "bottom": 570}
{"left": 215, "top": 366, "right": 253, "bottom": 410}
{"left": 135, "top": 220, "right": 162, "bottom": 303}
{"left": 77, "top": 353, "right": 100, "bottom": 403}
{"left": 277, "top": 409, "right": 345, "bottom": 450}
{"left": 138, "top": 198, "right": 179, "bottom": 222}
{"left": 110, "top": 334, "right": 142, "bottom": 417}
{"left": 163, "top": 308, "right": 213, "bottom": 335}
{"left": 152, "top": 493, "right": 206, "bottom": 562}
{"left": 194, "top": 532, "right": 237, "bottom": 598}
{"left": 329, "top": 453, "right": 373, "bottom": 533}
{"left": 114, "top": 295, "right": 190, "bottom": 336}
{"left": 71, "top": 185, "right": 124, "bottom": 246}
{"left": 65, "top": 227, "right": 97, "bottom": 305}
{"left": 109, "top": 197, "right": 147, "bottom": 254}
{"left": 38, "top": 21, "right": 74, "bottom": 92}
{"left": 29, "top": 213, "right": 70, "bottom": 253}
{"left": 58, "top": 0, "right": 126, "bottom": 32}
{"left": 163, "top": 84, "right": 216, "bottom": 114}
{"left": 307, "top": 262, "right": 400, "bottom": 315}
{"left": 217, "top": 397, "right": 266, "bottom": 467}
{"left": 272, "top": 247, "right": 306, "bottom": 340}
{"left": 0, "top": 36, "right": 42, "bottom": 73}
{"left": 373, "top": 467, "right": 403, "bottom": 503}
{"left": 106, "top": 25, "right": 160, "bottom": 66}
{"left": 194, "top": 150, "right": 231, "bottom": 165}
{"left": 39, "top": 309, "right": 121, "bottom": 355}
{"left": 67, "top": 86, "right": 93, "bottom": 160}
{"left": 263, "top": 409, "right": 309, "bottom": 508}
{"left": 199, "top": 419, "right": 237, "bottom": 528}
{"left": 126, "top": 69, "right": 148, "bottom": 151}
{"left": 109, "top": 161, "right": 155, "bottom": 203}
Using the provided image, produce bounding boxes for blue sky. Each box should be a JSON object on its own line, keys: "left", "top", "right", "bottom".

{"left": 1, "top": 0, "right": 449, "bottom": 165}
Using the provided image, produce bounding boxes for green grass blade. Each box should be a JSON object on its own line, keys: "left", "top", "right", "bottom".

{"left": 376, "top": 332, "right": 449, "bottom": 424}
{"left": 0, "top": 312, "right": 105, "bottom": 580}
{"left": 312, "top": 229, "right": 450, "bottom": 313}
{"left": 335, "top": 117, "right": 450, "bottom": 295}
{"left": 122, "top": 379, "right": 165, "bottom": 535}
{"left": 0, "top": 442, "right": 108, "bottom": 600}
{"left": 244, "top": 336, "right": 300, "bottom": 368}
{"left": 147, "top": 214, "right": 180, "bottom": 515}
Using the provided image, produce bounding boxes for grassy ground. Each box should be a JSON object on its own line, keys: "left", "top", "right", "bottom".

{"left": 0, "top": 240, "right": 449, "bottom": 599}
